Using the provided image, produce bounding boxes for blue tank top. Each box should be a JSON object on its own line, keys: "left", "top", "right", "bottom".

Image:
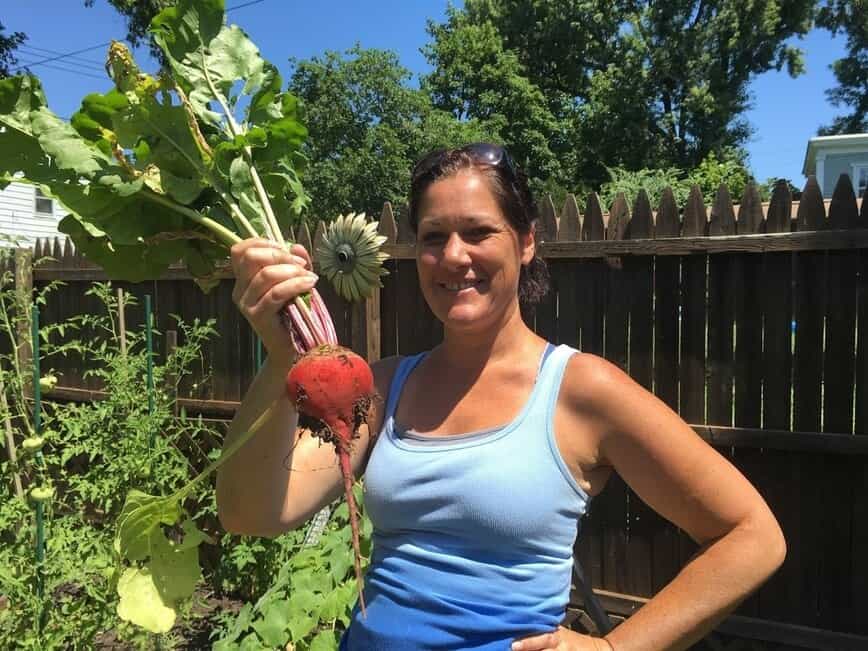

{"left": 339, "top": 344, "right": 590, "bottom": 650}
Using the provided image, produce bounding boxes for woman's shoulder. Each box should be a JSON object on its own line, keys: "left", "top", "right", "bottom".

{"left": 371, "top": 355, "right": 405, "bottom": 394}
{"left": 559, "top": 349, "right": 643, "bottom": 416}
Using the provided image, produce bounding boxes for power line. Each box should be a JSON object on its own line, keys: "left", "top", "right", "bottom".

{"left": 18, "top": 51, "right": 105, "bottom": 75}
{"left": 227, "top": 0, "right": 268, "bottom": 11}
{"left": 15, "top": 58, "right": 106, "bottom": 81}
{"left": 10, "top": 42, "right": 112, "bottom": 73}
{"left": 19, "top": 44, "right": 104, "bottom": 69}
{"left": 9, "top": 1, "right": 266, "bottom": 74}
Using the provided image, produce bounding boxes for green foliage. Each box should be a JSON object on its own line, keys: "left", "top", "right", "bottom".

{"left": 45, "top": 286, "right": 217, "bottom": 517}
{"left": 0, "top": 0, "right": 309, "bottom": 286}
{"left": 422, "top": 8, "right": 568, "bottom": 196}
{"left": 212, "top": 489, "right": 371, "bottom": 651}
{"left": 685, "top": 149, "right": 754, "bottom": 205}
{"left": 288, "top": 45, "right": 495, "bottom": 223}
{"left": 0, "top": 495, "right": 128, "bottom": 650}
{"left": 1, "top": 265, "right": 366, "bottom": 646}
{"left": 816, "top": 0, "right": 868, "bottom": 135}
{"left": 600, "top": 165, "right": 689, "bottom": 210}
{"left": 0, "top": 268, "right": 222, "bottom": 648}
{"left": 424, "top": 0, "right": 816, "bottom": 191}
{"left": 83, "top": 0, "right": 174, "bottom": 62}
{"left": 0, "top": 21, "right": 26, "bottom": 78}
{"left": 599, "top": 149, "right": 757, "bottom": 210}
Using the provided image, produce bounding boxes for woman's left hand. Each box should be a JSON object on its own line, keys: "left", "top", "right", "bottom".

{"left": 511, "top": 626, "right": 612, "bottom": 651}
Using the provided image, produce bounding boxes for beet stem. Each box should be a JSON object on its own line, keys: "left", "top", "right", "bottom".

{"left": 338, "top": 443, "right": 367, "bottom": 618}
{"left": 294, "top": 296, "right": 328, "bottom": 346}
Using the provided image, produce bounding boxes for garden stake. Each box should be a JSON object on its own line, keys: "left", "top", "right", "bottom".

{"left": 117, "top": 287, "right": 127, "bottom": 355}
{"left": 144, "top": 294, "right": 161, "bottom": 651}
{"left": 145, "top": 294, "right": 156, "bottom": 441}
{"left": 31, "top": 304, "right": 46, "bottom": 625}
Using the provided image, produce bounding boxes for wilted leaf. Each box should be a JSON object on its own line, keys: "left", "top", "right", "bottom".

{"left": 149, "top": 519, "right": 208, "bottom": 603}
{"left": 116, "top": 567, "right": 176, "bottom": 633}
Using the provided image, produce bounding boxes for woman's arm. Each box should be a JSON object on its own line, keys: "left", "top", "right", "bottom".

{"left": 566, "top": 354, "right": 786, "bottom": 651}
{"left": 215, "top": 237, "right": 396, "bottom": 537}
{"left": 215, "top": 354, "right": 396, "bottom": 537}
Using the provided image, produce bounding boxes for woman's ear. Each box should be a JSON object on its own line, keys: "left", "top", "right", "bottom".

{"left": 520, "top": 228, "right": 536, "bottom": 266}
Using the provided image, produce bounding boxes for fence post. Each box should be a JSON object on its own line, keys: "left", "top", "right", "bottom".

{"left": 365, "top": 288, "right": 381, "bottom": 363}
{"left": 0, "top": 375, "right": 23, "bottom": 498}
{"left": 14, "top": 248, "right": 33, "bottom": 393}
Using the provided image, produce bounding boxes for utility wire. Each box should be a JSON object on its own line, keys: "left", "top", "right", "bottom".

{"left": 18, "top": 44, "right": 104, "bottom": 69}
{"left": 18, "top": 53, "right": 104, "bottom": 75}
{"left": 9, "top": 0, "right": 266, "bottom": 74}
{"left": 227, "top": 0, "right": 268, "bottom": 10}
{"left": 15, "top": 58, "right": 106, "bottom": 81}
{"left": 10, "top": 42, "right": 112, "bottom": 73}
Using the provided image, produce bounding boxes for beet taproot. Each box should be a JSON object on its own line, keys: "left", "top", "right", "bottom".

{"left": 286, "top": 344, "right": 375, "bottom": 616}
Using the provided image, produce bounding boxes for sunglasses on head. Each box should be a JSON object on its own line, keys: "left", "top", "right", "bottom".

{"left": 412, "top": 142, "right": 518, "bottom": 180}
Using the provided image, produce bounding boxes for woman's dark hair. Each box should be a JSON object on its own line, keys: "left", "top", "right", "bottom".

{"left": 407, "top": 144, "right": 549, "bottom": 305}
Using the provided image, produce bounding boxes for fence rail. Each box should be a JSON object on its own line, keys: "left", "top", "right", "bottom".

{"left": 11, "top": 172, "right": 868, "bottom": 648}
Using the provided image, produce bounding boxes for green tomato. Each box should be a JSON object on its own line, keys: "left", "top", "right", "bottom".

{"left": 38, "top": 374, "right": 57, "bottom": 393}
{"left": 29, "top": 486, "right": 54, "bottom": 503}
{"left": 21, "top": 436, "right": 45, "bottom": 455}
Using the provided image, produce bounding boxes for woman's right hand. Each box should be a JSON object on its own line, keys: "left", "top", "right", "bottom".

{"left": 230, "top": 238, "right": 318, "bottom": 361}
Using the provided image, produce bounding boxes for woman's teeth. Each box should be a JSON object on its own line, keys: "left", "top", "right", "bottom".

{"left": 444, "top": 280, "right": 479, "bottom": 291}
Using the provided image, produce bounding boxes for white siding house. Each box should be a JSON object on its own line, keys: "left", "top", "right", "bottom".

{"left": 0, "top": 181, "right": 68, "bottom": 247}
{"left": 802, "top": 133, "right": 868, "bottom": 198}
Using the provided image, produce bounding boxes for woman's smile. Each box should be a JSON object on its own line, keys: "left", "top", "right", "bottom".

{"left": 438, "top": 278, "right": 487, "bottom": 293}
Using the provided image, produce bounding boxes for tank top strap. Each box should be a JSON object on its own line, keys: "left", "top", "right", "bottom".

{"left": 383, "top": 352, "right": 428, "bottom": 422}
{"left": 522, "top": 343, "right": 579, "bottom": 423}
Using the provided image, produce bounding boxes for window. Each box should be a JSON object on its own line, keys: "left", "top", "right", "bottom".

{"left": 34, "top": 188, "right": 53, "bottom": 215}
{"left": 854, "top": 164, "right": 868, "bottom": 198}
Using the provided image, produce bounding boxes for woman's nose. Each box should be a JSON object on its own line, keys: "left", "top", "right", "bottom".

{"left": 442, "top": 233, "right": 470, "bottom": 267}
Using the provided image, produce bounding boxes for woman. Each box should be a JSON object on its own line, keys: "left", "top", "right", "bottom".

{"left": 216, "top": 143, "right": 786, "bottom": 651}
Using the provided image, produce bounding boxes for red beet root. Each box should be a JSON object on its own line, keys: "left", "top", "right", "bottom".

{"left": 286, "top": 345, "right": 374, "bottom": 616}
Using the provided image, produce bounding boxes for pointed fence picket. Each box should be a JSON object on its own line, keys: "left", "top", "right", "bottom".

{"left": 16, "top": 172, "right": 868, "bottom": 647}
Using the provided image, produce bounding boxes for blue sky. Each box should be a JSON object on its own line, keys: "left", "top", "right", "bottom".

{"left": 3, "top": 0, "right": 849, "bottom": 186}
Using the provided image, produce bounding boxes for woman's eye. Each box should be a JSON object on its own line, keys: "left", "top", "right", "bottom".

{"left": 464, "top": 228, "right": 491, "bottom": 241}
{"left": 421, "top": 232, "right": 446, "bottom": 244}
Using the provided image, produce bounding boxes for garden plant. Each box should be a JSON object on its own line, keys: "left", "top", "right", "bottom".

{"left": 0, "top": 0, "right": 388, "bottom": 647}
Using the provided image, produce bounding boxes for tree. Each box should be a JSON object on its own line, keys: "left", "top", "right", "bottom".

{"left": 423, "top": 10, "right": 572, "bottom": 198}
{"left": 816, "top": 0, "right": 868, "bottom": 135}
{"left": 424, "top": 0, "right": 816, "bottom": 191}
{"left": 83, "top": 0, "right": 173, "bottom": 61}
{"left": 0, "top": 22, "right": 26, "bottom": 78}
{"left": 288, "top": 46, "right": 495, "bottom": 223}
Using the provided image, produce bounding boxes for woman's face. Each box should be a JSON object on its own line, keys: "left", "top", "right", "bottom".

{"left": 415, "top": 169, "right": 534, "bottom": 333}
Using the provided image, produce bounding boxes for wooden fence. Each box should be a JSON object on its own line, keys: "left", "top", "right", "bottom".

{"left": 13, "top": 173, "right": 868, "bottom": 650}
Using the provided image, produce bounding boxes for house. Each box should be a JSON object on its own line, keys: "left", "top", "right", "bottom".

{"left": 802, "top": 133, "right": 868, "bottom": 198}
{"left": 0, "top": 180, "right": 67, "bottom": 247}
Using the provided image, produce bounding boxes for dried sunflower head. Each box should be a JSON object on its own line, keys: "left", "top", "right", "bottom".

{"left": 316, "top": 212, "right": 389, "bottom": 302}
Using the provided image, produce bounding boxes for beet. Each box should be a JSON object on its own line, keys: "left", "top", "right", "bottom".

{"left": 286, "top": 344, "right": 375, "bottom": 616}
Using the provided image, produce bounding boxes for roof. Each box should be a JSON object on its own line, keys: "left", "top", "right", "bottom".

{"left": 802, "top": 133, "right": 868, "bottom": 176}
